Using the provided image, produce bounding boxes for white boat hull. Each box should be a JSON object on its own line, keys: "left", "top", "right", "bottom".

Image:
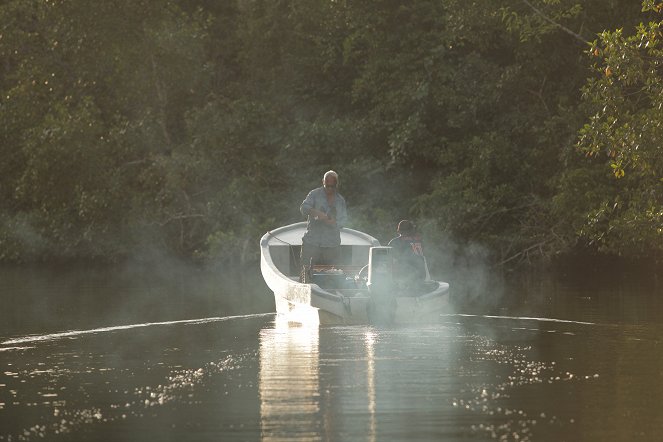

{"left": 260, "top": 222, "right": 450, "bottom": 325}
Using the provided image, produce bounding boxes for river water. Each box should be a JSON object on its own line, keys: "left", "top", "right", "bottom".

{"left": 0, "top": 264, "right": 662, "bottom": 441}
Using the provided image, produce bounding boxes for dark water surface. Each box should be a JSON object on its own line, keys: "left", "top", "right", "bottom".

{"left": 1, "top": 265, "right": 662, "bottom": 441}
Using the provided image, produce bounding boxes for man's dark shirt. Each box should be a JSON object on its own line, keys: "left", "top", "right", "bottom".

{"left": 388, "top": 234, "right": 426, "bottom": 280}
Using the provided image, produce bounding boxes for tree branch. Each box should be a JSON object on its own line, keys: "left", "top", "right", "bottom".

{"left": 522, "top": 0, "right": 590, "bottom": 45}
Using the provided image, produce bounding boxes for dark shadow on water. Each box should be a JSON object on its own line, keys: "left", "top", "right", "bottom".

{"left": 0, "top": 260, "right": 275, "bottom": 338}
{"left": 450, "top": 257, "right": 663, "bottom": 326}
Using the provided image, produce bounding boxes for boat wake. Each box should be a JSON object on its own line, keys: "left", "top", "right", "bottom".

{"left": 442, "top": 313, "right": 594, "bottom": 326}
{"left": 0, "top": 345, "right": 36, "bottom": 352}
{"left": 1, "top": 313, "right": 274, "bottom": 346}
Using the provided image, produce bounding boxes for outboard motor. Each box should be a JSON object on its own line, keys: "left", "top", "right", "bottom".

{"left": 366, "top": 247, "right": 395, "bottom": 323}
{"left": 367, "top": 246, "right": 393, "bottom": 293}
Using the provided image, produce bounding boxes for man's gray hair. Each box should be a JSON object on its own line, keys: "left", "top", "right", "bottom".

{"left": 323, "top": 170, "right": 339, "bottom": 183}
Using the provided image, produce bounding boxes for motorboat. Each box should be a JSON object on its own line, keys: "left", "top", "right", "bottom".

{"left": 259, "top": 222, "right": 450, "bottom": 325}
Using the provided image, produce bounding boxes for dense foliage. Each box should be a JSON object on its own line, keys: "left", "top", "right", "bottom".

{"left": 0, "top": 0, "right": 659, "bottom": 268}
{"left": 567, "top": 0, "right": 663, "bottom": 258}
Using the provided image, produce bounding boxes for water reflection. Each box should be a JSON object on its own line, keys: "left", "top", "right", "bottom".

{"left": 1, "top": 295, "right": 662, "bottom": 441}
{"left": 259, "top": 318, "right": 322, "bottom": 441}
{"left": 257, "top": 315, "right": 663, "bottom": 441}
{"left": 258, "top": 319, "right": 381, "bottom": 442}
{"left": 365, "top": 330, "right": 376, "bottom": 442}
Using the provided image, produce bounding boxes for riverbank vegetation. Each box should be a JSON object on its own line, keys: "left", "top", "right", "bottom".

{"left": 1, "top": 0, "right": 661, "bottom": 270}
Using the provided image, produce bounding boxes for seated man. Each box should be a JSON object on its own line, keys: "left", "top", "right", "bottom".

{"left": 387, "top": 220, "right": 426, "bottom": 286}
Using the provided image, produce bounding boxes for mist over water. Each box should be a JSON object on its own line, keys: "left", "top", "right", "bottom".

{"left": 0, "top": 259, "right": 273, "bottom": 338}
{"left": 423, "top": 232, "right": 506, "bottom": 317}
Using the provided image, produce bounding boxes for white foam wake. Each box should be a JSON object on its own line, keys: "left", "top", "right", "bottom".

{"left": 442, "top": 313, "right": 594, "bottom": 325}
{"left": 1, "top": 313, "right": 274, "bottom": 346}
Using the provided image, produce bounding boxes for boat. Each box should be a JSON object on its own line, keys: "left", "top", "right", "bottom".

{"left": 260, "top": 222, "right": 450, "bottom": 325}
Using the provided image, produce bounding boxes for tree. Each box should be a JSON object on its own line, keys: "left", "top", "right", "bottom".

{"left": 0, "top": 0, "right": 657, "bottom": 267}
{"left": 560, "top": 0, "right": 663, "bottom": 257}
{"left": 0, "top": 0, "right": 215, "bottom": 260}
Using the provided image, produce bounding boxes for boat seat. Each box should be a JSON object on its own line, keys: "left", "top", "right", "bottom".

{"left": 301, "top": 265, "right": 365, "bottom": 288}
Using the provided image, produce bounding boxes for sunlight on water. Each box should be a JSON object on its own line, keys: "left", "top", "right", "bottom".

{"left": 439, "top": 315, "right": 618, "bottom": 441}
{"left": 2, "top": 312, "right": 662, "bottom": 441}
{"left": 0, "top": 315, "right": 270, "bottom": 441}
{"left": 278, "top": 305, "right": 321, "bottom": 327}
{"left": 364, "top": 330, "right": 376, "bottom": 442}
{"left": 259, "top": 318, "right": 321, "bottom": 441}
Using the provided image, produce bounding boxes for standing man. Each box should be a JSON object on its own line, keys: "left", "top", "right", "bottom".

{"left": 300, "top": 170, "right": 348, "bottom": 268}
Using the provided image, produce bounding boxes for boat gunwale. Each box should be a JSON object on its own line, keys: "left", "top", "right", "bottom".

{"left": 260, "top": 222, "right": 380, "bottom": 248}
